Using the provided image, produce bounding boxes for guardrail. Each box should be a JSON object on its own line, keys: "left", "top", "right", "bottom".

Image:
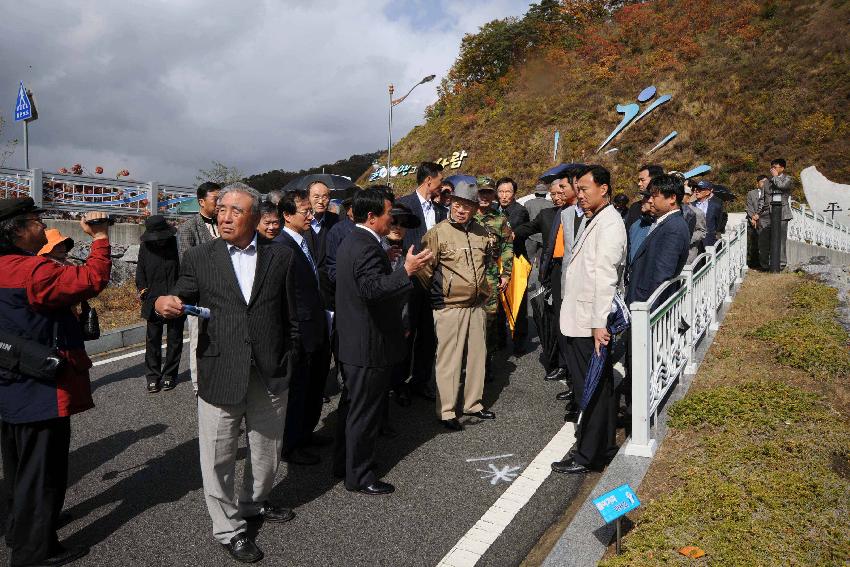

{"left": 788, "top": 200, "right": 850, "bottom": 252}
{"left": 625, "top": 220, "right": 748, "bottom": 457}
{"left": 0, "top": 167, "right": 195, "bottom": 217}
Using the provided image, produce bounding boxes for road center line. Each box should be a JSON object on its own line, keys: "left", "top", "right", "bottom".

{"left": 437, "top": 422, "right": 576, "bottom": 567}
{"left": 91, "top": 338, "right": 189, "bottom": 367}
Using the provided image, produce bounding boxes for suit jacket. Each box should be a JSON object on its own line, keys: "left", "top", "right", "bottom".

{"left": 273, "top": 231, "right": 328, "bottom": 353}
{"left": 497, "top": 201, "right": 530, "bottom": 230}
{"left": 700, "top": 197, "right": 724, "bottom": 247}
{"left": 303, "top": 211, "right": 340, "bottom": 307}
{"left": 335, "top": 227, "right": 413, "bottom": 368}
{"left": 325, "top": 217, "right": 355, "bottom": 285}
{"left": 397, "top": 191, "right": 448, "bottom": 253}
{"left": 177, "top": 213, "right": 217, "bottom": 259}
{"left": 558, "top": 205, "right": 588, "bottom": 299}
{"left": 560, "top": 205, "right": 627, "bottom": 338}
{"left": 135, "top": 240, "right": 180, "bottom": 321}
{"left": 514, "top": 206, "right": 561, "bottom": 284}
{"left": 757, "top": 174, "right": 793, "bottom": 226}
{"left": 171, "top": 236, "right": 299, "bottom": 405}
{"left": 746, "top": 188, "right": 762, "bottom": 221}
{"left": 626, "top": 210, "right": 691, "bottom": 305}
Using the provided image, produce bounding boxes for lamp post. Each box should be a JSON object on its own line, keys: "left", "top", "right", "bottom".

{"left": 770, "top": 184, "right": 782, "bottom": 273}
{"left": 387, "top": 74, "right": 436, "bottom": 186}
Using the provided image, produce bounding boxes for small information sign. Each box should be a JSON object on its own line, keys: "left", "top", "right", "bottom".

{"left": 592, "top": 484, "right": 640, "bottom": 524}
{"left": 14, "top": 82, "right": 32, "bottom": 122}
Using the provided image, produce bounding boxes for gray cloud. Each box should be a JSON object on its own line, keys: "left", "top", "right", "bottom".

{"left": 1, "top": 0, "right": 529, "bottom": 185}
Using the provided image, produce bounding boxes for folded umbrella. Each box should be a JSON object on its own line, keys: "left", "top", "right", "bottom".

{"left": 499, "top": 255, "right": 532, "bottom": 335}
{"left": 578, "top": 294, "right": 631, "bottom": 413}
{"left": 529, "top": 285, "right": 559, "bottom": 372}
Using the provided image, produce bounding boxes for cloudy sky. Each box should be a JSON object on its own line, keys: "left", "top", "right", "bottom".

{"left": 0, "top": 0, "right": 530, "bottom": 186}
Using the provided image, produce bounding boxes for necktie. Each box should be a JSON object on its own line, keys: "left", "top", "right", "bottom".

{"left": 300, "top": 239, "right": 318, "bottom": 280}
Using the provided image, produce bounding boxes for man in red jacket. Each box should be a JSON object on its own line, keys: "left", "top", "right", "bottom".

{"left": 0, "top": 198, "right": 111, "bottom": 567}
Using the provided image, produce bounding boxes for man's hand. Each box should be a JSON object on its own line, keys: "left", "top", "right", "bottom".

{"left": 592, "top": 327, "right": 611, "bottom": 356}
{"left": 154, "top": 295, "right": 184, "bottom": 319}
{"left": 498, "top": 275, "right": 509, "bottom": 293}
{"left": 80, "top": 212, "right": 110, "bottom": 240}
{"left": 387, "top": 245, "right": 403, "bottom": 264}
{"left": 752, "top": 213, "right": 759, "bottom": 222}
{"left": 404, "top": 246, "right": 433, "bottom": 276}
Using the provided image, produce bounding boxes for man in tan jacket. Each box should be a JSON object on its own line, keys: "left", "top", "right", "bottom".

{"left": 553, "top": 165, "right": 627, "bottom": 475}
{"left": 416, "top": 180, "right": 496, "bottom": 431}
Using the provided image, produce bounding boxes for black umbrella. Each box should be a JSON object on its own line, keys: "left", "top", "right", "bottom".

{"left": 711, "top": 184, "right": 736, "bottom": 202}
{"left": 282, "top": 173, "right": 359, "bottom": 200}
{"left": 529, "top": 286, "right": 559, "bottom": 372}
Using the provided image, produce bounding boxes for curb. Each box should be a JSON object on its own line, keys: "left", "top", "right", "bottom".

{"left": 541, "top": 273, "right": 746, "bottom": 567}
{"left": 87, "top": 323, "right": 147, "bottom": 355}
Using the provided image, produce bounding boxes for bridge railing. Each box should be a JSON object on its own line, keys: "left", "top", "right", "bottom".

{"left": 0, "top": 167, "right": 195, "bottom": 217}
{"left": 625, "top": 220, "right": 747, "bottom": 457}
{"left": 788, "top": 200, "right": 850, "bottom": 252}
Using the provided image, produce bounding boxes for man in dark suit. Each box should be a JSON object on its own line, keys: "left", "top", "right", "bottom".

{"left": 303, "top": 181, "right": 340, "bottom": 309}
{"left": 333, "top": 187, "right": 433, "bottom": 495}
{"left": 495, "top": 176, "right": 531, "bottom": 353}
{"left": 691, "top": 180, "right": 724, "bottom": 247}
{"left": 626, "top": 175, "right": 692, "bottom": 307}
{"left": 395, "top": 162, "right": 446, "bottom": 400}
{"left": 274, "top": 190, "right": 332, "bottom": 466}
{"left": 155, "top": 183, "right": 298, "bottom": 564}
{"left": 624, "top": 164, "right": 663, "bottom": 229}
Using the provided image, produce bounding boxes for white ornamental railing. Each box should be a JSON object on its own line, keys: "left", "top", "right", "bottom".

{"left": 0, "top": 167, "right": 195, "bottom": 217}
{"left": 625, "top": 220, "right": 748, "bottom": 457}
{"left": 788, "top": 199, "right": 850, "bottom": 252}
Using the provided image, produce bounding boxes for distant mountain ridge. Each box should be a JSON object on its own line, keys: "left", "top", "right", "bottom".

{"left": 246, "top": 151, "right": 381, "bottom": 193}
{"left": 367, "top": 0, "right": 850, "bottom": 202}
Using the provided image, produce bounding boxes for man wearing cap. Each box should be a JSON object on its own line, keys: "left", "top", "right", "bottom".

{"left": 417, "top": 180, "right": 495, "bottom": 431}
{"left": 178, "top": 181, "right": 221, "bottom": 394}
{"left": 691, "top": 180, "right": 723, "bottom": 247}
{"left": 0, "top": 199, "right": 112, "bottom": 566}
{"left": 681, "top": 180, "right": 707, "bottom": 263}
{"left": 475, "top": 180, "right": 513, "bottom": 377}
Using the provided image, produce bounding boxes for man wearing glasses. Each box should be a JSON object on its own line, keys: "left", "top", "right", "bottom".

{"left": 304, "top": 181, "right": 340, "bottom": 309}
{"left": 0, "top": 199, "right": 112, "bottom": 566}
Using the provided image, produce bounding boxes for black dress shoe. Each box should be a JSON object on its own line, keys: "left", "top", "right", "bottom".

{"left": 244, "top": 502, "right": 295, "bottom": 523}
{"left": 350, "top": 480, "right": 395, "bottom": 495}
{"left": 282, "top": 448, "right": 320, "bottom": 465}
{"left": 551, "top": 458, "right": 591, "bottom": 474}
{"left": 544, "top": 368, "right": 566, "bottom": 381}
{"left": 306, "top": 433, "right": 334, "bottom": 447}
{"left": 222, "top": 533, "right": 263, "bottom": 563}
{"left": 161, "top": 377, "right": 176, "bottom": 391}
{"left": 564, "top": 410, "right": 579, "bottom": 423}
{"left": 394, "top": 385, "right": 412, "bottom": 407}
{"left": 463, "top": 409, "right": 496, "bottom": 420}
{"left": 440, "top": 418, "right": 464, "bottom": 431}
{"left": 555, "top": 390, "right": 574, "bottom": 401}
{"left": 25, "top": 544, "right": 89, "bottom": 567}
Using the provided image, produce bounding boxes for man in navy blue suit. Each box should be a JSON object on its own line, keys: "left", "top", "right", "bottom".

{"left": 273, "top": 190, "right": 332, "bottom": 466}
{"left": 626, "top": 174, "right": 691, "bottom": 307}
{"left": 691, "top": 180, "right": 724, "bottom": 247}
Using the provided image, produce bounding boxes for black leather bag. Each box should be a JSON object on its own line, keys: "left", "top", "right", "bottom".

{"left": 80, "top": 301, "right": 100, "bottom": 341}
{"left": 0, "top": 323, "right": 63, "bottom": 382}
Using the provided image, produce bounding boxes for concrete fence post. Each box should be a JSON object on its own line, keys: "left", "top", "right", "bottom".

{"left": 683, "top": 265, "right": 696, "bottom": 373}
{"left": 30, "top": 168, "right": 43, "bottom": 207}
{"left": 147, "top": 181, "right": 158, "bottom": 217}
{"left": 707, "top": 245, "right": 719, "bottom": 331}
{"left": 624, "top": 301, "right": 656, "bottom": 458}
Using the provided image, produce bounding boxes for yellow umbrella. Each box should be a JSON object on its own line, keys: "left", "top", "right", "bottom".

{"left": 499, "top": 255, "right": 532, "bottom": 335}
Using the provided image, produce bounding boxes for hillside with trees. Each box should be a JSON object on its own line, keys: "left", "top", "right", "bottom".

{"left": 369, "top": 0, "right": 850, "bottom": 202}
{"left": 246, "top": 151, "right": 381, "bottom": 193}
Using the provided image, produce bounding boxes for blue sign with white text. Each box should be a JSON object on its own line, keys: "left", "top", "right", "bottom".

{"left": 14, "top": 82, "right": 32, "bottom": 122}
{"left": 593, "top": 484, "right": 640, "bottom": 523}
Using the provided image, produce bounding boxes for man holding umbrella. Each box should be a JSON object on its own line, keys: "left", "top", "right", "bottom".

{"left": 552, "top": 165, "right": 626, "bottom": 475}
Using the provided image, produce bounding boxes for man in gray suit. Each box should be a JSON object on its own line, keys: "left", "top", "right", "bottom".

{"left": 746, "top": 175, "right": 767, "bottom": 268}
{"left": 757, "top": 158, "right": 794, "bottom": 270}
{"left": 522, "top": 183, "right": 554, "bottom": 273}
{"left": 156, "top": 183, "right": 299, "bottom": 563}
{"left": 178, "top": 181, "right": 221, "bottom": 393}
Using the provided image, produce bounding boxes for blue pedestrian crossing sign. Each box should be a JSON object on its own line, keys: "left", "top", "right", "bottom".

{"left": 15, "top": 82, "right": 33, "bottom": 122}
{"left": 593, "top": 484, "right": 640, "bottom": 524}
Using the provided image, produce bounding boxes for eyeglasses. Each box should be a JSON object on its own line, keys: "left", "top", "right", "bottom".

{"left": 23, "top": 217, "right": 46, "bottom": 227}
{"left": 296, "top": 209, "right": 314, "bottom": 218}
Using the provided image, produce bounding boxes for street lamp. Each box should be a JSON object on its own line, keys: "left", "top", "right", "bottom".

{"left": 769, "top": 183, "right": 783, "bottom": 273}
{"left": 387, "top": 74, "right": 436, "bottom": 185}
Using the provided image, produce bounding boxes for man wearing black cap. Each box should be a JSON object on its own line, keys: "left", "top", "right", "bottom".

{"left": 0, "top": 199, "right": 111, "bottom": 566}
{"left": 691, "top": 180, "right": 723, "bottom": 247}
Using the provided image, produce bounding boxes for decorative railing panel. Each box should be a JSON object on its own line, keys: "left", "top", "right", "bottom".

{"left": 789, "top": 200, "right": 850, "bottom": 252}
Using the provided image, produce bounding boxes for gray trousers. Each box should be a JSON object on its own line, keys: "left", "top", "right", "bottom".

{"left": 197, "top": 371, "right": 287, "bottom": 544}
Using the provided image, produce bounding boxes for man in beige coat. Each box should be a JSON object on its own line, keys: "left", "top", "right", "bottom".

{"left": 553, "top": 165, "right": 626, "bottom": 475}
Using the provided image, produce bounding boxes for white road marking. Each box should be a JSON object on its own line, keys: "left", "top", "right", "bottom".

{"left": 91, "top": 338, "right": 189, "bottom": 367}
{"left": 477, "top": 463, "right": 523, "bottom": 485}
{"left": 437, "top": 422, "right": 577, "bottom": 567}
{"left": 465, "top": 454, "right": 514, "bottom": 463}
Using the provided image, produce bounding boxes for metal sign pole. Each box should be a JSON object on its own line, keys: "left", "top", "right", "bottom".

{"left": 23, "top": 120, "right": 29, "bottom": 169}
{"left": 616, "top": 517, "right": 622, "bottom": 554}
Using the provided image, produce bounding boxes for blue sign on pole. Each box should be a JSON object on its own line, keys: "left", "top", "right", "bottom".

{"left": 15, "top": 82, "right": 32, "bottom": 122}
{"left": 593, "top": 484, "right": 640, "bottom": 524}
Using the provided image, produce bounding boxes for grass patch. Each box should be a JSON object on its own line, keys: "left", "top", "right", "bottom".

{"left": 600, "top": 273, "right": 850, "bottom": 567}
{"left": 88, "top": 282, "right": 142, "bottom": 331}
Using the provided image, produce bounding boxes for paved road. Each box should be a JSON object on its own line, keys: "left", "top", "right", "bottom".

{"left": 0, "top": 336, "right": 585, "bottom": 566}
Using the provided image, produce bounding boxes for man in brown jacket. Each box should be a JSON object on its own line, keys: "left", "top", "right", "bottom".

{"left": 417, "top": 180, "right": 496, "bottom": 431}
